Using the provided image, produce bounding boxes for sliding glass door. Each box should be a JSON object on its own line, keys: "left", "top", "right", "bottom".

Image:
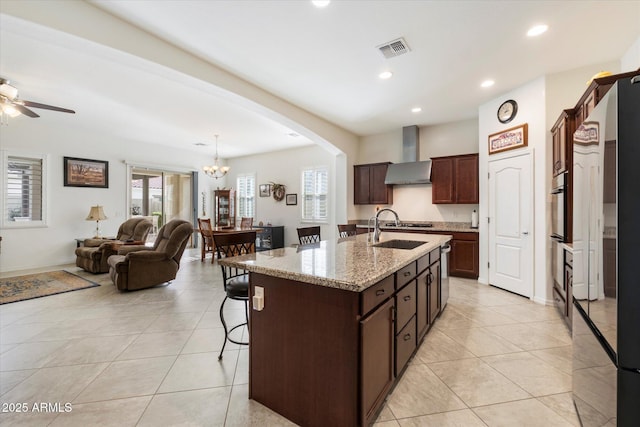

{"left": 130, "top": 167, "right": 193, "bottom": 241}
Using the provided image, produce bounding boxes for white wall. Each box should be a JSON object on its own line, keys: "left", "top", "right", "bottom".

{"left": 621, "top": 35, "right": 640, "bottom": 71}
{"left": 478, "top": 77, "right": 547, "bottom": 303}
{"left": 355, "top": 119, "right": 479, "bottom": 222}
{"left": 0, "top": 120, "right": 219, "bottom": 273}
{"left": 224, "top": 145, "right": 337, "bottom": 247}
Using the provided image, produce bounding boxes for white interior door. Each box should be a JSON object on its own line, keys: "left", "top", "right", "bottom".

{"left": 488, "top": 152, "right": 533, "bottom": 298}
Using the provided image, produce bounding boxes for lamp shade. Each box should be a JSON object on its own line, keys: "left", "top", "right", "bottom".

{"left": 86, "top": 205, "right": 107, "bottom": 221}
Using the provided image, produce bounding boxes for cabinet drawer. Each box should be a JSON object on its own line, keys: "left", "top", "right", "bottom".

{"left": 361, "top": 274, "right": 395, "bottom": 316}
{"left": 395, "top": 315, "right": 417, "bottom": 376}
{"left": 417, "top": 253, "right": 430, "bottom": 275}
{"left": 396, "top": 262, "right": 417, "bottom": 289}
{"left": 565, "top": 250, "right": 573, "bottom": 266}
{"left": 395, "top": 282, "right": 416, "bottom": 331}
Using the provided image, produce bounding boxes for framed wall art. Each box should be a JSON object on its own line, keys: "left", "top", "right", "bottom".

{"left": 63, "top": 157, "right": 109, "bottom": 188}
{"left": 259, "top": 184, "right": 271, "bottom": 197}
{"left": 488, "top": 123, "right": 528, "bottom": 155}
{"left": 286, "top": 193, "right": 297, "bottom": 206}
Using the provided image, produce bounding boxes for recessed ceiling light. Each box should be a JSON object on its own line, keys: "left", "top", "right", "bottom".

{"left": 411, "top": 107, "right": 422, "bottom": 113}
{"left": 527, "top": 24, "right": 548, "bottom": 37}
{"left": 379, "top": 71, "right": 393, "bottom": 80}
{"left": 481, "top": 80, "right": 495, "bottom": 88}
{"left": 311, "top": 0, "right": 330, "bottom": 8}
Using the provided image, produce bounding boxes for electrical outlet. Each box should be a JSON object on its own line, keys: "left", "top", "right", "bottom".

{"left": 253, "top": 286, "right": 264, "bottom": 311}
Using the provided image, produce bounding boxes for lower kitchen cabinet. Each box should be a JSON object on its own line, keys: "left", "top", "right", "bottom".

{"left": 449, "top": 232, "right": 479, "bottom": 279}
{"left": 416, "top": 250, "right": 441, "bottom": 342}
{"left": 360, "top": 297, "right": 395, "bottom": 426}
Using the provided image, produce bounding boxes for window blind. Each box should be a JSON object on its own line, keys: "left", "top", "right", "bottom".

{"left": 302, "top": 167, "right": 328, "bottom": 221}
{"left": 6, "top": 156, "right": 43, "bottom": 222}
{"left": 237, "top": 174, "right": 256, "bottom": 219}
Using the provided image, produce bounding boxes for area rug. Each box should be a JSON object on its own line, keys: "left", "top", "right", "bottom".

{"left": 0, "top": 270, "right": 100, "bottom": 305}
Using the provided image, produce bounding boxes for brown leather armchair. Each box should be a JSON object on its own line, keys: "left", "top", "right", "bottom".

{"left": 75, "top": 217, "right": 153, "bottom": 273}
{"left": 107, "top": 219, "right": 192, "bottom": 291}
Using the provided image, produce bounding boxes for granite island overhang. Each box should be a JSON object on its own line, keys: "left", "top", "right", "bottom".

{"left": 218, "top": 232, "right": 452, "bottom": 292}
{"left": 219, "top": 232, "right": 452, "bottom": 427}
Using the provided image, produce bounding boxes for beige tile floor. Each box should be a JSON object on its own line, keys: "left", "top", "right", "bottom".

{"left": 0, "top": 249, "right": 578, "bottom": 426}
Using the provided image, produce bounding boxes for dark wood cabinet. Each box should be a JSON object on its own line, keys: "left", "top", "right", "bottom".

{"left": 574, "top": 70, "right": 639, "bottom": 128}
{"left": 449, "top": 232, "right": 479, "bottom": 279}
{"left": 429, "top": 259, "right": 441, "bottom": 325}
{"left": 354, "top": 162, "right": 393, "bottom": 205}
{"left": 214, "top": 189, "right": 235, "bottom": 227}
{"left": 431, "top": 154, "right": 479, "bottom": 204}
{"left": 255, "top": 225, "right": 284, "bottom": 251}
{"left": 416, "top": 249, "right": 440, "bottom": 342}
{"left": 360, "top": 297, "right": 395, "bottom": 426}
{"left": 551, "top": 109, "right": 575, "bottom": 177}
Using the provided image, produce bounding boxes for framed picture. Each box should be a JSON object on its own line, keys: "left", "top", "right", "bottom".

{"left": 63, "top": 157, "right": 109, "bottom": 188}
{"left": 286, "top": 193, "right": 297, "bottom": 206}
{"left": 259, "top": 184, "right": 271, "bottom": 197}
{"left": 488, "top": 123, "right": 528, "bottom": 155}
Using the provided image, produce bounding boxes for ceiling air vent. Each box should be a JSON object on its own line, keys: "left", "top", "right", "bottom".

{"left": 377, "top": 38, "right": 410, "bottom": 59}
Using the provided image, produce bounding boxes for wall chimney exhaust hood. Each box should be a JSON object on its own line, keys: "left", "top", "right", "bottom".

{"left": 384, "top": 125, "right": 432, "bottom": 185}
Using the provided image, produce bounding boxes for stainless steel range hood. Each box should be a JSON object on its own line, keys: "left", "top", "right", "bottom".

{"left": 384, "top": 125, "right": 432, "bottom": 185}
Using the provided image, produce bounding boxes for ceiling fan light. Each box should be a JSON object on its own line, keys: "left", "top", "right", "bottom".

{"left": 1, "top": 103, "right": 20, "bottom": 117}
{"left": 0, "top": 83, "right": 18, "bottom": 100}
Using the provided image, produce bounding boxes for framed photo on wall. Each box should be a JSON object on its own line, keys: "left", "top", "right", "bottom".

{"left": 259, "top": 184, "right": 271, "bottom": 197}
{"left": 63, "top": 157, "right": 109, "bottom": 188}
{"left": 286, "top": 193, "right": 297, "bottom": 205}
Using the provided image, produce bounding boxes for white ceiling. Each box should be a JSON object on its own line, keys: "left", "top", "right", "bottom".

{"left": 1, "top": 1, "right": 639, "bottom": 158}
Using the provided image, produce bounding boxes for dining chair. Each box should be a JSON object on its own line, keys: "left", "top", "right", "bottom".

{"left": 213, "top": 231, "right": 256, "bottom": 360}
{"left": 240, "top": 217, "right": 253, "bottom": 229}
{"left": 197, "top": 218, "right": 215, "bottom": 263}
{"left": 297, "top": 226, "right": 321, "bottom": 245}
{"left": 337, "top": 223, "right": 358, "bottom": 238}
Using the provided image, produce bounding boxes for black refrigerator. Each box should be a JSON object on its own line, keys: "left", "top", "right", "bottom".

{"left": 572, "top": 76, "right": 640, "bottom": 426}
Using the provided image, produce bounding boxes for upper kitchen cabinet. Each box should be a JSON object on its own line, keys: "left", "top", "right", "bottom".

{"left": 354, "top": 162, "right": 393, "bottom": 205}
{"left": 551, "top": 109, "right": 575, "bottom": 177}
{"left": 431, "top": 153, "right": 479, "bottom": 204}
{"left": 574, "top": 70, "right": 639, "bottom": 127}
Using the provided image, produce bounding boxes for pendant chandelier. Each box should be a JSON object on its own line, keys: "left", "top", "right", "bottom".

{"left": 203, "top": 134, "right": 230, "bottom": 179}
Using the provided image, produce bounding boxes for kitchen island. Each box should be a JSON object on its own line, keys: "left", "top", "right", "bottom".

{"left": 219, "top": 232, "right": 451, "bottom": 427}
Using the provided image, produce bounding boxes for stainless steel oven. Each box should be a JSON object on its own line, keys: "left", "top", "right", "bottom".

{"left": 550, "top": 172, "right": 566, "bottom": 242}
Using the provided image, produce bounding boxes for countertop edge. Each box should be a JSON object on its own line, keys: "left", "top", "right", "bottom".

{"left": 219, "top": 233, "right": 452, "bottom": 292}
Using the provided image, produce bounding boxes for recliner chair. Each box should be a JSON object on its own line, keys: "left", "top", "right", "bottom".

{"left": 107, "top": 219, "right": 192, "bottom": 291}
{"left": 75, "top": 217, "right": 153, "bottom": 273}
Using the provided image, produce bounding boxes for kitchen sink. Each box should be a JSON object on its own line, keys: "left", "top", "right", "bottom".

{"left": 372, "top": 239, "right": 427, "bottom": 250}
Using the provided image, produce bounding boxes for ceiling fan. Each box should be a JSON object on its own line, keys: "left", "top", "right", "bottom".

{"left": 0, "top": 78, "right": 75, "bottom": 118}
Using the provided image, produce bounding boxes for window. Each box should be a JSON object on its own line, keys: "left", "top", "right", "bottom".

{"left": 3, "top": 153, "right": 47, "bottom": 227}
{"left": 301, "top": 166, "right": 328, "bottom": 222}
{"left": 237, "top": 173, "right": 256, "bottom": 220}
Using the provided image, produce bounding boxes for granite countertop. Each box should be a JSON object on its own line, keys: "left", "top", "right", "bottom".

{"left": 355, "top": 220, "right": 478, "bottom": 233}
{"left": 218, "top": 232, "right": 452, "bottom": 292}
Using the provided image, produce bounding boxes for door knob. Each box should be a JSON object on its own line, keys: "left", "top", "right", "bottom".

{"left": 522, "top": 231, "right": 529, "bottom": 235}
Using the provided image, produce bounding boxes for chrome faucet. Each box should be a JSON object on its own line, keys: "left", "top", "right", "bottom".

{"left": 370, "top": 208, "right": 400, "bottom": 243}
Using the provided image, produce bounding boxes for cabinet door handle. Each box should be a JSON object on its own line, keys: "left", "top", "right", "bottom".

{"left": 403, "top": 333, "right": 412, "bottom": 341}
{"left": 403, "top": 271, "right": 412, "bottom": 277}
{"left": 403, "top": 295, "right": 411, "bottom": 302}
{"left": 375, "top": 289, "right": 385, "bottom": 296}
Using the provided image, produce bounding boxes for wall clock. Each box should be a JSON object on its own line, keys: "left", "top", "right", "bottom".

{"left": 497, "top": 99, "right": 518, "bottom": 124}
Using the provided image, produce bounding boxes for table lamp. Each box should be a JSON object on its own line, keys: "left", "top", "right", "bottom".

{"left": 86, "top": 205, "right": 107, "bottom": 238}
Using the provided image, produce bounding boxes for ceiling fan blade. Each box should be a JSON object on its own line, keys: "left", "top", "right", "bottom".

{"left": 12, "top": 103, "right": 40, "bottom": 118}
{"left": 22, "top": 100, "right": 75, "bottom": 114}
